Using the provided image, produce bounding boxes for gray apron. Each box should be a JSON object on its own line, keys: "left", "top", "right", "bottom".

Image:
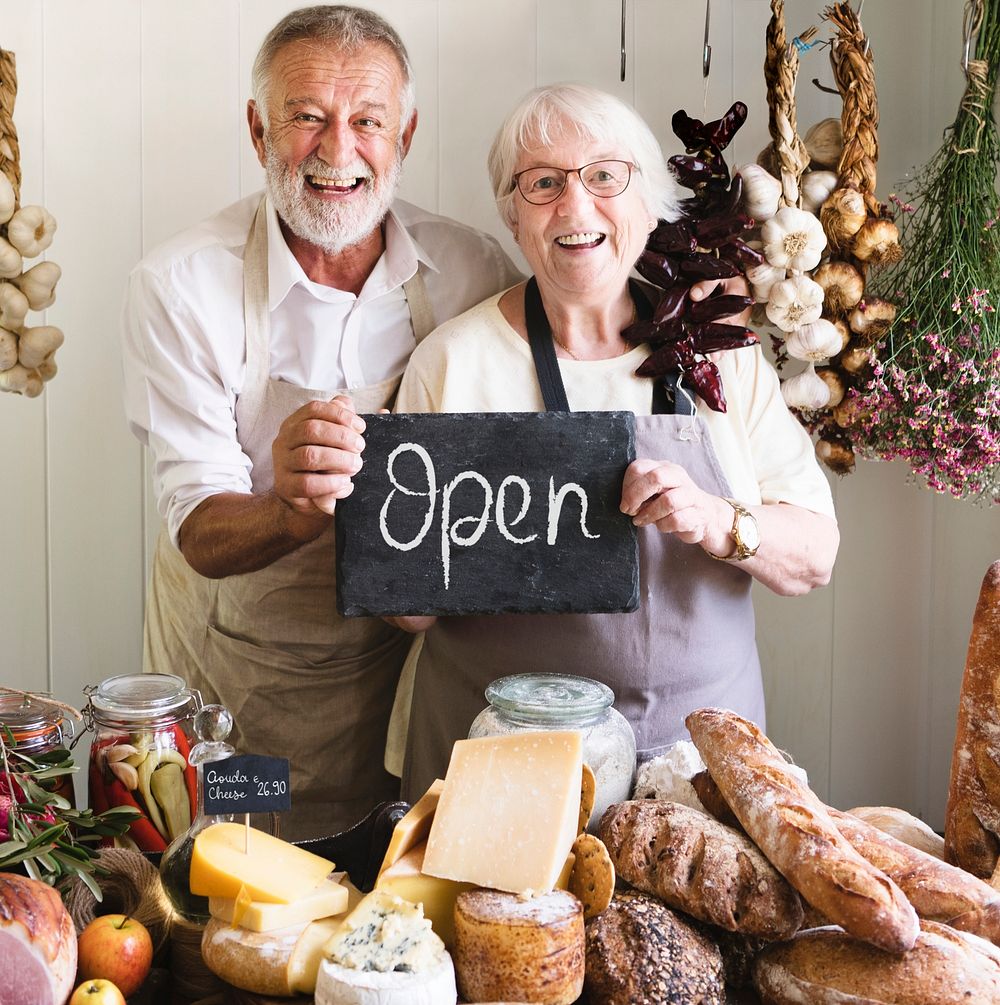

{"left": 145, "top": 196, "right": 436, "bottom": 840}
{"left": 401, "top": 280, "right": 765, "bottom": 803}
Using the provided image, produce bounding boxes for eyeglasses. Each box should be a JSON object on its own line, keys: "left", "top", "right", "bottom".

{"left": 512, "top": 159, "right": 635, "bottom": 205}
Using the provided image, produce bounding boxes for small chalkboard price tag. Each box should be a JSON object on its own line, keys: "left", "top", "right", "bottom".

{"left": 335, "top": 411, "right": 639, "bottom": 617}
{"left": 202, "top": 754, "right": 291, "bottom": 815}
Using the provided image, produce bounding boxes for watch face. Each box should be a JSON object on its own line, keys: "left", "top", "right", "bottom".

{"left": 737, "top": 512, "right": 761, "bottom": 551}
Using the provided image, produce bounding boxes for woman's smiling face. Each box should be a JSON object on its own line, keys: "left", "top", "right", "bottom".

{"left": 511, "top": 131, "right": 653, "bottom": 305}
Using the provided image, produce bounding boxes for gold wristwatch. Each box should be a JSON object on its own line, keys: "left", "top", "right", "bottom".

{"left": 707, "top": 498, "right": 760, "bottom": 562}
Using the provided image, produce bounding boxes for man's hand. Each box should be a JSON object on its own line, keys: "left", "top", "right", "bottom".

{"left": 688, "top": 274, "right": 753, "bottom": 327}
{"left": 273, "top": 394, "right": 367, "bottom": 517}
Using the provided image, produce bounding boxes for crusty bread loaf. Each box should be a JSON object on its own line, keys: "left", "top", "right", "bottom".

{"left": 847, "top": 805, "right": 945, "bottom": 859}
{"left": 686, "top": 707, "right": 919, "bottom": 952}
{"left": 753, "top": 921, "right": 1000, "bottom": 1004}
{"left": 599, "top": 799, "right": 802, "bottom": 939}
{"left": 584, "top": 889, "right": 725, "bottom": 1005}
{"left": 945, "top": 560, "right": 1000, "bottom": 881}
{"left": 832, "top": 806, "right": 1000, "bottom": 943}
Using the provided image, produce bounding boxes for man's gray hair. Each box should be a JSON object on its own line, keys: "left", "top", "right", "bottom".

{"left": 251, "top": 5, "right": 415, "bottom": 128}
{"left": 487, "top": 83, "right": 682, "bottom": 231}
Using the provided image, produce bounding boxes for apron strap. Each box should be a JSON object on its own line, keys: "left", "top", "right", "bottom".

{"left": 236, "top": 195, "right": 272, "bottom": 447}
{"left": 402, "top": 268, "right": 435, "bottom": 344}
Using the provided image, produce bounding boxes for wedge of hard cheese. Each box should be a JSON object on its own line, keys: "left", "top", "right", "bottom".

{"left": 190, "top": 822, "right": 335, "bottom": 903}
{"left": 209, "top": 872, "right": 349, "bottom": 932}
{"left": 377, "top": 778, "right": 444, "bottom": 879}
{"left": 423, "top": 731, "right": 583, "bottom": 895}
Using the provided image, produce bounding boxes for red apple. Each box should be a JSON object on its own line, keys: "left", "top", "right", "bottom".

{"left": 76, "top": 914, "right": 153, "bottom": 997}
{"left": 68, "top": 980, "right": 127, "bottom": 1005}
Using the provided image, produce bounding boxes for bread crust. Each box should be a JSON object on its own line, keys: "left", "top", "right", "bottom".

{"left": 753, "top": 921, "right": 1000, "bottom": 1005}
{"left": 685, "top": 707, "right": 919, "bottom": 953}
{"left": 599, "top": 799, "right": 802, "bottom": 939}
{"left": 945, "top": 560, "right": 1000, "bottom": 880}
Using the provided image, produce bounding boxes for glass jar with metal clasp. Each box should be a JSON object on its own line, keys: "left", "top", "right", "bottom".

{"left": 82, "top": 674, "right": 201, "bottom": 854}
{"left": 0, "top": 692, "right": 78, "bottom": 807}
{"left": 468, "top": 672, "right": 636, "bottom": 831}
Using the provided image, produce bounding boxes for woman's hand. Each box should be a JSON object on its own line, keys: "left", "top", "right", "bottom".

{"left": 383, "top": 615, "right": 439, "bottom": 633}
{"left": 621, "top": 459, "right": 732, "bottom": 550}
{"left": 688, "top": 274, "right": 753, "bottom": 327}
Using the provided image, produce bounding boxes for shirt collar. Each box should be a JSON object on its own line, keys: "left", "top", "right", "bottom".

{"left": 264, "top": 197, "right": 439, "bottom": 311}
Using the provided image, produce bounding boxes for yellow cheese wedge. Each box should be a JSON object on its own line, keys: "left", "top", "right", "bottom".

{"left": 190, "top": 822, "right": 335, "bottom": 903}
{"left": 209, "top": 873, "right": 349, "bottom": 932}
{"left": 423, "top": 730, "right": 583, "bottom": 895}
{"left": 376, "top": 840, "right": 474, "bottom": 948}
{"left": 288, "top": 915, "right": 351, "bottom": 994}
{"left": 376, "top": 778, "right": 444, "bottom": 879}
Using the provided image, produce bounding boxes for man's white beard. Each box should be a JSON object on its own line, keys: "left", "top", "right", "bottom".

{"left": 265, "top": 140, "right": 401, "bottom": 255}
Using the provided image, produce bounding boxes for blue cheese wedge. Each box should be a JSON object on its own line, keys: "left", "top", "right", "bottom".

{"left": 316, "top": 890, "right": 457, "bottom": 1005}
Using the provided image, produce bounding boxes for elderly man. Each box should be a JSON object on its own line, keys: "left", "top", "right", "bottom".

{"left": 121, "top": 5, "right": 520, "bottom": 839}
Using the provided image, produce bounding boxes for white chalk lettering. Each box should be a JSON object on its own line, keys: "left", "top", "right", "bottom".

{"left": 496, "top": 475, "right": 537, "bottom": 544}
{"left": 441, "top": 471, "right": 493, "bottom": 588}
{"left": 208, "top": 786, "right": 247, "bottom": 800}
{"left": 379, "top": 442, "right": 437, "bottom": 551}
{"left": 547, "top": 478, "right": 601, "bottom": 545}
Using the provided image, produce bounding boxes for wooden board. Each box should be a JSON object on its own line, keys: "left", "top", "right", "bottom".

{"left": 335, "top": 411, "right": 639, "bottom": 616}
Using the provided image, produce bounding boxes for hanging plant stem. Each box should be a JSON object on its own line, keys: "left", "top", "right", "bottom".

{"left": 859, "top": 0, "right": 1000, "bottom": 501}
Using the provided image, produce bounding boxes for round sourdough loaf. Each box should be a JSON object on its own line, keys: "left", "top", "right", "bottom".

{"left": 753, "top": 922, "right": 1000, "bottom": 1004}
{"left": 0, "top": 872, "right": 77, "bottom": 1005}
{"left": 453, "top": 889, "right": 584, "bottom": 1005}
{"left": 583, "top": 889, "right": 725, "bottom": 1005}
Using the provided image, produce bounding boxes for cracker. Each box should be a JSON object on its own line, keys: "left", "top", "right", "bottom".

{"left": 579, "top": 762, "right": 596, "bottom": 834}
{"left": 569, "top": 832, "right": 615, "bottom": 920}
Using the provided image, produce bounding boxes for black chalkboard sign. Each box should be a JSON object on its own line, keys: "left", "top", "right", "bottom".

{"left": 202, "top": 754, "right": 291, "bottom": 815}
{"left": 335, "top": 411, "right": 639, "bottom": 616}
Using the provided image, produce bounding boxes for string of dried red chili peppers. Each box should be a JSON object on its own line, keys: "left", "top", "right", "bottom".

{"left": 624, "top": 102, "right": 759, "bottom": 412}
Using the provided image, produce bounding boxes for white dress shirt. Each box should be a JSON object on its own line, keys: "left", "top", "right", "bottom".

{"left": 122, "top": 192, "right": 521, "bottom": 545}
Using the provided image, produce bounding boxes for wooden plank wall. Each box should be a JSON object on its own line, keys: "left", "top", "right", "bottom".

{"left": 0, "top": 0, "right": 994, "bottom": 827}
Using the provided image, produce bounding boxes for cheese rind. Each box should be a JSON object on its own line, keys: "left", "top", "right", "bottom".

{"left": 315, "top": 955, "right": 457, "bottom": 1005}
{"left": 423, "top": 731, "right": 583, "bottom": 894}
{"left": 377, "top": 778, "right": 444, "bottom": 879}
{"left": 190, "top": 822, "right": 334, "bottom": 903}
{"left": 209, "top": 874, "right": 349, "bottom": 932}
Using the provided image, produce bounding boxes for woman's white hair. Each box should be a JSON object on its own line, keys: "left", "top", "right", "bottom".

{"left": 487, "top": 83, "right": 682, "bottom": 231}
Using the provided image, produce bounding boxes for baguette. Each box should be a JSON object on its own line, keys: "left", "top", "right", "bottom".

{"left": 686, "top": 707, "right": 919, "bottom": 952}
{"left": 945, "top": 560, "right": 1000, "bottom": 881}
{"left": 598, "top": 799, "right": 803, "bottom": 939}
{"left": 847, "top": 805, "right": 945, "bottom": 860}
{"left": 753, "top": 921, "right": 1000, "bottom": 1005}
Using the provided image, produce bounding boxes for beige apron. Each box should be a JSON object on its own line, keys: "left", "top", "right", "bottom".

{"left": 145, "top": 196, "right": 436, "bottom": 840}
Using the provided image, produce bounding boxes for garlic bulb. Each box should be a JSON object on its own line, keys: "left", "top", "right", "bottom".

{"left": 799, "top": 170, "right": 839, "bottom": 214}
{"left": 17, "top": 325, "right": 64, "bottom": 370}
{"left": 0, "top": 173, "right": 15, "bottom": 225}
{"left": 832, "top": 319, "right": 851, "bottom": 354}
{"left": 12, "top": 261, "right": 61, "bottom": 311}
{"left": 761, "top": 207, "right": 827, "bottom": 272}
{"left": 784, "top": 319, "right": 844, "bottom": 362}
{"left": 781, "top": 364, "right": 832, "bottom": 410}
{"left": 833, "top": 396, "right": 865, "bottom": 428}
{"left": 765, "top": 275, "right": 825, "bottom": 332}
{"left": 849, "top": 298, "right": 897, "bottom": 342}
{"left": 851, "top": 218, "right": 904, "bottom": 266}
{"left": 816, "top": 436, "right": 855, "bottom": 474}
{"left": 812, "top": 261, "right": 865, "bottom": 315}
{"left": 746, "top": 261, "right": 786, "bottom": 303}
{"left": 0, "top": 236, "right": 21, "bottom": 280}
{"left": 37, "top": 355, "right": 57, "bottom": 382}
{"left": 0, "top": 362, "right": 43, "bottom": 397}
{"left": 840, "top": 345, "right": 873, "bottom": 374}
{"left": 738, "top": 163, "right": 783, "bottom": 221}
{"left": 803, "top": 118, "right": 843, "bottom": 170}
{"left": 816, "top": 367, "right": 846, "bottom": 407}
{"left": 0, "top": 328, "right": 16, "bottom": 371}
{"left": 0, "top": 282, "right": 28, "bottom": 331}
{"left": 820, "top": 186, "right": 867, "bottom": 248}
{"left": 6, "top": 205, "right": 57, "bottom": 258}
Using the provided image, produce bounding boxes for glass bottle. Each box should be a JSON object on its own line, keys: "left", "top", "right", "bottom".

{"left": 0, "top": 693, "right": 77, "bottom": 806}
{"left": 82, "top": 673, "right": 201, "bottom": 854}
{"left": 158, "top": 703, "right": 237, "bottom": 923}
{"left": 468, "top": 672, "right": 636, "bottom": 830}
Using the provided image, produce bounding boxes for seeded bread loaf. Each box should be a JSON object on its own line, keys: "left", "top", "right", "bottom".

{"left": 686, "top": 707, "right": 919, "bottom": 953}
{"left": 945, "top": 560, "right": 1000, "bottom": 881}
{"left": 753, "top": 921, "right": 1000, "bottom": 1005}
{"left": 583, "top": 889, "right": 725, "bottom": 1005}
{"left": 598, "top": 799, "right": 802, "bottom": 939}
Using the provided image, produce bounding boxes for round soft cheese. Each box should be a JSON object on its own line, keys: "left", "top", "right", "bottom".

{"left": 453, "top": 888, "right": 584, "bottom": 1005}
{"left": 314, "top": 953, "right": 457, "bottom": 1005}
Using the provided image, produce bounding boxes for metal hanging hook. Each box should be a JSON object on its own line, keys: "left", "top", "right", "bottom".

{"left": 620, "top": 0, "right": 627, "bottom": 81}
{"left": 703, "top": 0, "right": 712, "bottom": 78}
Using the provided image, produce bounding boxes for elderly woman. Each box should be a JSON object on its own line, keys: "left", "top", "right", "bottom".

{"left": 392, "top": 83, "right": 839, "bottom": 802}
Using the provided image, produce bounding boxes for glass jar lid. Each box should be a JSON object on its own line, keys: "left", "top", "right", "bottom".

{"left": 89, "top": 673, "right": 198, "bottom": 723}
{"left": 0, "top": 693, "right": 68, "bottom": 736}
{"left": 484, "top": 673, "right": 614, "bottom": 726}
